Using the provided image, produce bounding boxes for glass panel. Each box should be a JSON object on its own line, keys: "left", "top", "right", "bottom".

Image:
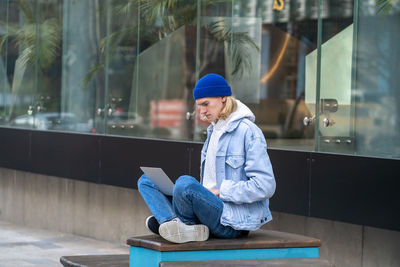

{"left": 314, "top": 0, "right": 355, "bottom": 154}
{"left": 34, "top": 0, "right": 67, "bottom": 131}
{"left": 0, "top": 0, "right": 37, "bottom": 129}
{"left": 196, "top": 0, "right": 320, "bottom": 151}
{"left": 353, "top": 1, "right": 400, "bottom": 158}
{"left": 1, "top": 0, "right": 108, "bottom": 133}
{"left": 125, "top": 1, "right": 198, "bottom": 140}
{"left": 316, "top": 0, "right": 400, "bottom": 160}
{"left": 103, "top": 0, "right": 139, "bottom": 136}
{"left": 62, "top": 0, "right": 109, "bottom": 134}
{"left": 0, "top": 0, "right": 8, "bottom": 124}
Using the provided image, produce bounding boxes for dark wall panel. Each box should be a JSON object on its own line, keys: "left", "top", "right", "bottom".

{"left": 1, "top": 127, "right": 399, "bottom": 231}
{"left": 30, "top": 131, "right": 100, "bottom": 183}
{"left": 100, "top": 137, "right": 191, "bottom": 189}
{"left": 0, "top": 127, "right": 31, "bottom": 171}
{"left": 268, "top": 149, "right": 311, "bottom": 216}
{"left": 310, "top": 153, "right": 400, "bottom": 231}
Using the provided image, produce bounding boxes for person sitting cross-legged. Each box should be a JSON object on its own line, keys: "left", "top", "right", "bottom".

{"left": 137, "top": 73, "right": 276, "bottom": 243}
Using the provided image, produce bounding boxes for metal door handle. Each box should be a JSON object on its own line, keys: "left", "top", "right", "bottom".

{"left": 323, "top": 118, "right": 335, "bottom": 127}
{"left": 186, "top": 111, "right": 195, "bottom": 120}
{"left": 303, "top": 115, "right": 315, "bottom": 126}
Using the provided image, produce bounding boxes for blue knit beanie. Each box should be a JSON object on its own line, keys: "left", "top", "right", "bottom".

{"left": 193, "top": 74, "right": 232, "bottom": 100}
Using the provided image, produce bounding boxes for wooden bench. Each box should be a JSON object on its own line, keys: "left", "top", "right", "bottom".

{"left": 59, "top": 255, "right": 333, "bottom": 267}
{"left": 60, "top": 254, "right": 129, "bottom": 267}
{"left": 127, "top": 230, "right": 322, "bottom": 267}
{"left": 159, "top": 258, "right": 333, "bottom": 267}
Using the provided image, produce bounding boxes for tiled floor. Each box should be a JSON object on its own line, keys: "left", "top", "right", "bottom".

{"left": 0, "top": 220, "right": 128, "bottom": 267}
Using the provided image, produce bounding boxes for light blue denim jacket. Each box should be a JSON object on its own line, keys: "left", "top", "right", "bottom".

{"left": 200, "top": 101, "right": 276, "bottom": 231}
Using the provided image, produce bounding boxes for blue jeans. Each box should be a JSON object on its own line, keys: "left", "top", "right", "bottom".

{"left": 137, "top": 174, "right": 244, "bottom": 238}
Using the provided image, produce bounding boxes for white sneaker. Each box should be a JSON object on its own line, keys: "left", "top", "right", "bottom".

{"left": 158, "top": 220, "right": 209, "bottom": 243}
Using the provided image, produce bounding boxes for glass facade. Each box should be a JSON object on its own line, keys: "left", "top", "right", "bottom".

{"left": 0, "top": 0, "right": 399, "bottom": 159}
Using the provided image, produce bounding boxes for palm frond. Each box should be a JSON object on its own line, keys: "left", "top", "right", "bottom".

{"left": 18, "top": 45, "right": 34, "bottom": 68}
{"left": 128, "top": 0, "right": 235, "bottom": 39}
{"left": 100, "top": 26, "right": 138, "bottom": 54}
{"left": 81, "top": 63, "right": 105, "bottom": 91}
{"left": 115, "top": 0, "right": 137, "bottom": 15}
{"left": 375, "top": 0, "right": 394, "bottom": 14}
{"left": 0, "top": 33, "right": 9, "bottom": 54}
{"left": 139, "top": 0, "right": 173, "bottom": 22}
{"left": 2, "top": 16, "right": 61, "bottom": 73}
{"left": 16, "top": 0, "right": 35, "bottom": 23}
{"left": 206, "top": 20, "right": 260, "bottom": 77}
{"left": 376, "top": 0, "right": 387, "bottom": 5}
{"left": 37, "top": 18, "right": 61, "bottom": 69}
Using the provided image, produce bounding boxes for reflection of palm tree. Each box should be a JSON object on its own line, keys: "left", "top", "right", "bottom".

{"left": 136, "top": 0, "right": 259, "bottom": 76}
{"left": 205, "top": 20, "right": 260, "bottom": 77}
{"left": 84, "top": 0, "right": 259, "bottom": 88}
{"left": 0, "top": 1, "right": 61, "bottom": 120}
{"left": 134, "top": 0, "right": 260, "bottom": 139}
{"left": 375, "top": 0, "right": 394, "bottom": 14}
{"left": 84, "top": 0, "right": 259, "bottom": 139}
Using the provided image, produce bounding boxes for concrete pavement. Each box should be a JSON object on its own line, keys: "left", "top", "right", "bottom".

{"left": 0, "top": 220, "right": 128, "bottom": 267}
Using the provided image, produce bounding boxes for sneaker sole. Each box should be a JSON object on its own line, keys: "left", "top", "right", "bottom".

{"left": 159, "top": 221, "right": 209, "bottom": 243}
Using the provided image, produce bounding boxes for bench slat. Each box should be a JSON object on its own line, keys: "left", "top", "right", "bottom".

{"left": 126, "top": 230, "right": 321, "bottom": 252}
{"left": 159, "top": 258, "right": 333, "bottom": 267}
{"left": 60, "top": 254, "right": 129, "bottom": 267}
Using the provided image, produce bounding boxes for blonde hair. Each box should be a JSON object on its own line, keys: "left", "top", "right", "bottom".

{"left": 218, "top": 96, "right": 237, "bottom": 120}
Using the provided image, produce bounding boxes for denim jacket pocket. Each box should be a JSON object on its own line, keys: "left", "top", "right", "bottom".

{"left": 225, "top": 156, "right": 245, "bottom": 183}
{"left": 226, "top": 156, "right": 245, "bottom": 169}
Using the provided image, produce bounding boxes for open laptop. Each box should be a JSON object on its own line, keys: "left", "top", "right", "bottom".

{"left": 140, "top": 167, "right": 174, "bottom": 195}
